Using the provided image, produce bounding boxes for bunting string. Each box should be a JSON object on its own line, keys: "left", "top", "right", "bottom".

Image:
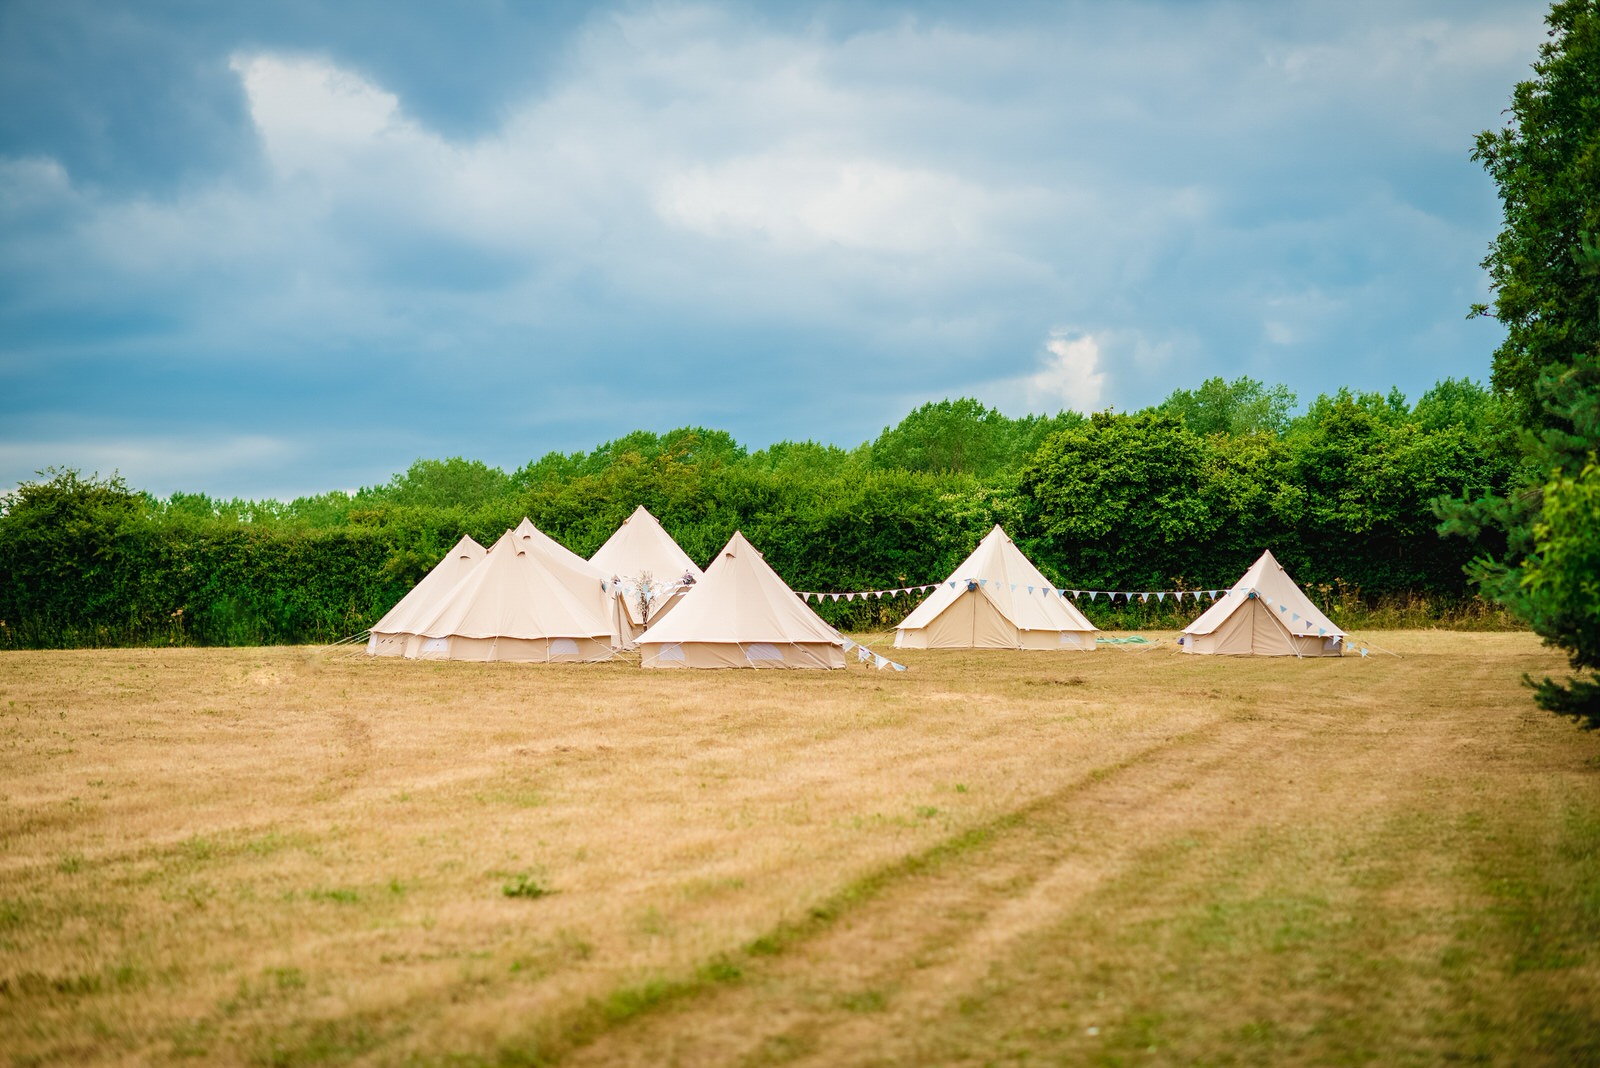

{"left": 798, "top": 580, "right": 1254, "bottom": 604}
{"left": 798, "top": 584, "right": 941, "bottom": 602}
{"left": 839, "top": 637, "right": 908, "bottom": 672}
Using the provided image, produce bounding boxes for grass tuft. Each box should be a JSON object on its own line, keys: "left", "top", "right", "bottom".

{"left": 502, "top": 874, "right": 551, "bottom": 900}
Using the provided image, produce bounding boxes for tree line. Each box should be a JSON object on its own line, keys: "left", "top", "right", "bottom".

{"left": 0, "top": 378, "right": 1516, "bottom": 650}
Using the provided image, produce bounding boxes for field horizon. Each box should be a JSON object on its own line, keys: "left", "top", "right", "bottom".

{"left": 2, "top": 632, "right": 1597, "bottom": 1066}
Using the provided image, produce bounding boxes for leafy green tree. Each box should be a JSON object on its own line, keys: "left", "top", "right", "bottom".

{"left": 1517, "top": 457, "right": 1600, "bottom": 727}
{"left": 0, "top": 469, "right": 149, "bottom": 644}
{"left": 1285, "top": 392, "right": 1510, "bottom": 593}
{"left": 1470, "top": 0, "right": 1600, "bottom": 429}
{"left": 869, "top": 398, "right": 1015, "bottom": 476}
{"left": 1008, "top": 410, "right": 1087, "bottom": 466}
{"left": 1448, "top": 0, "right": 1600, "bottom": 720}
{"left": 1017, "top": 411, "right": 1213, "bottom": 588}
{"left": 1157, "top": 376, "right": 1297, "bottom": 436}
{"left": 1411, "top": 377, "right": 1505, "bottom": 435}
{"left": 374, "top": 457, "right": 513, "bottom": 510}
{"left": 745, "top": 440, "right": 867, "bottom": 477}
{"left": 868, "top": 399, "right": 1080, "bottom": 479}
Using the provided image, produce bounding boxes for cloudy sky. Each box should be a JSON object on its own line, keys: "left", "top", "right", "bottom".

{"left": 0, "top": 0, "right": 1548, "bottom": 500}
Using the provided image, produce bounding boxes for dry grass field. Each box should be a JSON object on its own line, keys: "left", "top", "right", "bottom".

{"left": 2, "top": 631, "right": 1598, "bottom": 1067}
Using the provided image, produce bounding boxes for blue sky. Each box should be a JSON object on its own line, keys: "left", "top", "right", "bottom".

{"left": 0, "top": 0, "right": 1548, "bottom": 500}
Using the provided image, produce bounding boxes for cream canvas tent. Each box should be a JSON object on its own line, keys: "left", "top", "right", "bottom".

{"left": 1181, "top": 549, "right": 1344, "bottom": 656}
{"left": 404, "top": 528, "right": 615, "bottom": 662}
{"left": 638, "top": 530, "right": 846, "bottom": 669}
{"left": 895, "top": 525, "right": 1098, "bottom": 650}
{"left": 511, "top": 517, "right": 624, "bottom": 648}
{"left": 589, "top": 505, "right": 704, "bottom": 647}
{"left": 366, "top": 534, "right": 486, "bottom": 657}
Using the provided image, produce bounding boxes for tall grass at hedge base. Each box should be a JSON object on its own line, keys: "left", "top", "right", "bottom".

{"left": 0, "top": 583, "right": 1519, "bottom": 654}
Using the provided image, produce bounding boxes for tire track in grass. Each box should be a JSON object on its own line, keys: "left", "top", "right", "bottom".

{"left": 554, "top": 677, "right": 1522, "bottom": 1068}
{"left": 552, "top": 706, "right": 1332, "bottom": 1067}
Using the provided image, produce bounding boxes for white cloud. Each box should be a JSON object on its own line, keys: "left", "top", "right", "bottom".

{"left": 229, "top": 53, "right": 414, "bottom": 178}
{"left": 0, "top": 435, "right": 298, "bottom": 498}
{"left": 0, "top": 156, "right": 73, "bottom": 215}
{"left": 1027, "top": 331, "right": 1108, "bottom": 412}
{"left": 654, "top": 154, "right": 995, "bottom": 253}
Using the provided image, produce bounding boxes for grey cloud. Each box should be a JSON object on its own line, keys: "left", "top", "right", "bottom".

{"left": 0, "top": 0, "right": 1549, "bottom": 498}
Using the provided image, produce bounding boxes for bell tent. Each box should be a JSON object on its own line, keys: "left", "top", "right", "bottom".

{"left": 589, "top": 505, "right": 704, "bottom": 646}
{"left": 403, "top": 528, "right": 615, "bottom": 662}
{"left": 637, "top": 530, "right": 846, "bottom": 669}
{"left": 1181, "top": 549, "right": 1344, "bottom": 656}
{"left": 511, "top": 517, "right": 624, "bottom": 647}
{"left": 366, "top": 534, "right": 487, "bottom": 657}
{"left": 895, "top": 525, "right": 1098, "bottom": 650}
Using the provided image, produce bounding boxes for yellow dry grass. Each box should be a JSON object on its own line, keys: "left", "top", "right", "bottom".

{"left": 1, "top": 631, "right": 1597, "bottom": 1066}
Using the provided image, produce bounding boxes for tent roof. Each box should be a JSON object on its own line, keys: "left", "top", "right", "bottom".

{"left": 371, "top": 534, "right": 485, "bottom": 635}
{"left": 590, "top": 505, "right": 702, "bottom": 583}
{"left": 511, "top": 516, "right": 611, "bottom": 597}
{"left": 1183, "top": 549, "right": 1343, "bottom": 638}
{"left": 897, "top": 525, "right": 1096, "bottom": 634}
{"left": 637, "top": 530, "right": 842, "bottom": 647}
{"left": 414, "top": 529, "right": 612, "bottom": 641}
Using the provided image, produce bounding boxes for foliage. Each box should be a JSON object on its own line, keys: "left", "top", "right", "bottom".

{"left": 1470, "top": 0, "right": 1600, "bottom": 429}
{"left": 0, "top": 379, "right": 1520, "bottom": 649}
{"left": 1157, "top": 376, "right": 1297, "bottom": 436}
{"left": 1517, "top": 457, "right": 1600, "bottom": 727}
{"left": 1450, "top": 0, "right": 1600, "bottom": 719}
{"left": 1018, "top": 412, "right": 1214, "bottom": 588}
{"left": 370, "top": 457, "right": 512, "bottom": 510}
{"left": 868, "top": 398, "right": 1080, "bottom": 478}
